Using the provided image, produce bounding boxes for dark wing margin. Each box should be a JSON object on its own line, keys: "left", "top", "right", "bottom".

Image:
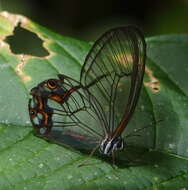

{"left": 80, "top": 26, "right": 146, "bottom": 137}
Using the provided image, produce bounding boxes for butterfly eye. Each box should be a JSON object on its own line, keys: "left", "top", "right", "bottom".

{"left": 47, "top": 79, "right": 58, "bottom": 89}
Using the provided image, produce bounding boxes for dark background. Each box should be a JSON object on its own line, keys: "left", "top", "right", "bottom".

{"left": 1, "top": 0, "right": 188, "bottom": 41}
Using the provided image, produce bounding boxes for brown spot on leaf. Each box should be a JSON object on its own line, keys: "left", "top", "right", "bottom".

{"left": 0, "top": 41, "right": 7, "bottom": 48}
{"left": 144, "top": 66, "right": 160, "bottom": 93}
{"left": 1, "top": 11, "right": 28, "bottom": 27}
{"left": 15, "top": 55, "right": 31, "bottom": 82}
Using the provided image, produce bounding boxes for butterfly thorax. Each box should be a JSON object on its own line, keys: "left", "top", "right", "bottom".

{"left": 99, "top": 136, "right": 124, "bottom": 155}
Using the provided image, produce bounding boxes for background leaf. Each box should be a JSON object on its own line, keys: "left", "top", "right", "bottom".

{"left": 0, "top": 11, "right": 188, "bottom": 189}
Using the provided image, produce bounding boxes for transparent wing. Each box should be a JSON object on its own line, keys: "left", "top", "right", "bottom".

{"left": 29, "top": 74, "right": 103, "bottom": 144}
{"left": 80, "top": 26, "right": 146, "bottom": 136}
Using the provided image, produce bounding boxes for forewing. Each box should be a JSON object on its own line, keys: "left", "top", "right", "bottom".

{"left": 80, "top": 26, "right": 146, "bottom": 135}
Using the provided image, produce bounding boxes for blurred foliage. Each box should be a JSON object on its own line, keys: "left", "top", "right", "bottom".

{"left": 0, "top": 0, "right": 188, "bottom": 41}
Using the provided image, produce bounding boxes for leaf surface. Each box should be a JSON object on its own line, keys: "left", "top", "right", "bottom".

{"left": 0, "top": 11, "right": 188, "bottom": 190}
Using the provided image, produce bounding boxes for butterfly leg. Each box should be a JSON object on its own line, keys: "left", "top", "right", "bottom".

{"left": 78, "top": 143, "right": 101, "bottom": 167}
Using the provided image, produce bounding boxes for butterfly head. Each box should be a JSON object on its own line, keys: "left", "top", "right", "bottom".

{"left": 99, "top": 136, "right": 124, "bottom": 155}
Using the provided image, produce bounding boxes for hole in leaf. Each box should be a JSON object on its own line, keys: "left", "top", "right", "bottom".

{"left": 5, "top": 23, "right": 49, "bottom": 57}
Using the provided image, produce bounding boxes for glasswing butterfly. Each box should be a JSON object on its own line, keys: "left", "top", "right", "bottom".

{"left": 28, "top": 26, "right": 148, "bottom": 156}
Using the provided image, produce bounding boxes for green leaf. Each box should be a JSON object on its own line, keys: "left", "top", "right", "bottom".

{"left": 0, "top": 11, "right": 188, "bottom": 189}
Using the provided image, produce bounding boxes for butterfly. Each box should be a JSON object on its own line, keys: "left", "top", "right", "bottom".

{"left": 28, "top": 26, "right": 147, "bottom": 156}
